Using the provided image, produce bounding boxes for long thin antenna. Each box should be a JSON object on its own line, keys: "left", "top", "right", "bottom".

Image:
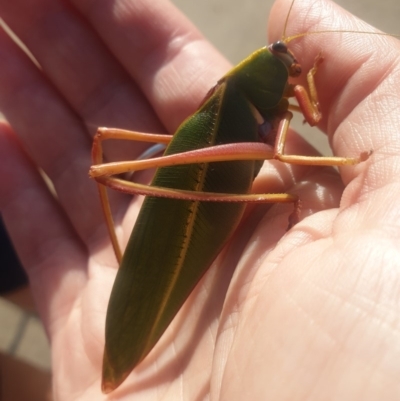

{"left": 284, "top": 30, "right": 400, "bottom": 44}
{"left": 282, "top": 0, "right": 296, "bottom": 41}
{"left": 280, "top": 0, "right": 399, "bottom": 44}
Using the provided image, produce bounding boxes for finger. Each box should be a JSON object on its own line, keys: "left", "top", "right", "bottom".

{"left": 0, "top": 122, "right": 87, "bottom": 335}
{"left": 0, "top": 26, "right": 113, "bottom": 248}
{"left": 269, "top": 0, "right": 400, "bottom": 156}
{"left": 70, "top": 0, "right": 232, "bottom": 131}
{"left": 269, "top": 0, "right": 400, "bottom": 229}
{"left": 0, "top": 0, "right": 163, "bottom": 161}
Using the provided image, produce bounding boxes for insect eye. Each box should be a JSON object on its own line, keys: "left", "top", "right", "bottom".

{"left": 271, "top": 41, "right": 288, "bottom": 53}
{"left": 293, "top": 65, "right": 302, "bottom": 75}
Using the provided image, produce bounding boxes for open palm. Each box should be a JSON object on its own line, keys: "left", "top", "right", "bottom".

{"left": 1, "top": 0, "right": 400, "bottom": 399}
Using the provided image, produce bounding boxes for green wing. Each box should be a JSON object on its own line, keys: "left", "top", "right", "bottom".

{"left": 102, "top": 80, "right": 263, "bottom": 391}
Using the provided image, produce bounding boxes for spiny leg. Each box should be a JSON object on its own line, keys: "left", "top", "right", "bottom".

{"left": 272, "top": 111, "right": 369, "bottom": 166}
{"left": 92, "top": 128, "right": 173, "bottom": 263}
{"left": 291, "top": 53, "right": 324, "bottom": 126}
{"left": 95, "top": 174, "right": 300, "bottom": 229}
{"left": 90, "top": 142, "right": 275, "bottom": 177}
{"left": 91, "top": 122, "right": 368, "bottom": 263}
{"left": 278, "top": 53, "right": 369, "bottom": 166}
{"left": 90, "top": 139, "right": 302, "bottom": 249}
{"left": 92, "top": 127, "right": 172, "bottom": 165}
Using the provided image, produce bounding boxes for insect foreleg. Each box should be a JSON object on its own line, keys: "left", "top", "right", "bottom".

{"left": 273, "top": 111, "right": 370, "bottom": 166}
{"left": 276, "top": 53, "right": 369, "bottom": 166}
{"left": 286, "top": 53, "right": 324, "bottom": 126}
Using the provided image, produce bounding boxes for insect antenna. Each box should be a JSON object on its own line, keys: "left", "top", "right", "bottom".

{"left": 284, "top": 30, "right": 400, "bottom": 45}
{"left": 281, "top": 0, "right": 296, "bottom": 42}
{"left": 280, "top": 0, "right": 399, "bottom": 45}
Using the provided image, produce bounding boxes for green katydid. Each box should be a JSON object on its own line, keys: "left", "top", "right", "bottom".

{"left": 88, "top": 0, "right": 384, "bottom": 393}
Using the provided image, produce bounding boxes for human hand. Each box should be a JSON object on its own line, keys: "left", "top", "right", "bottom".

{"left": 0, "top": 0, "right": 400, "bottom": 399}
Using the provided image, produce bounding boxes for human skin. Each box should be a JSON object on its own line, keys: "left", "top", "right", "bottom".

{"left": 0, "top": 0, "right": 400, "bottom": 399}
